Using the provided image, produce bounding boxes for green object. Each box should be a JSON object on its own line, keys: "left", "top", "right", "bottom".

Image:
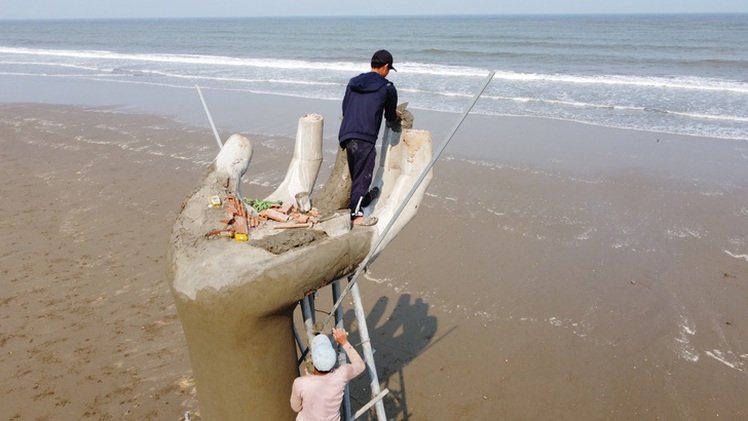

{"left": 243, "top": 198, "right": 283, "bottom": 212}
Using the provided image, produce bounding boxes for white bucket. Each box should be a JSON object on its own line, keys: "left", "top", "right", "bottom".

{"left": 320, "top": 213, "right": 350, "bottom": 237}
{"left": 295, "top": 191, "right": 311, "bottom": 213}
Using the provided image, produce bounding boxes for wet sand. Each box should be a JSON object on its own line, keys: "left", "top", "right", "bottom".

{"left": 1, "top": 101, "right": 747, "bottom": 420}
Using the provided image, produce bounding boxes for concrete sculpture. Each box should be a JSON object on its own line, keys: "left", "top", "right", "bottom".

{"left": 167, "top": 111, "right": 431, "bottom": 420}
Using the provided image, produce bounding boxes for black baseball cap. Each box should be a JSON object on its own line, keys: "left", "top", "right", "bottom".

{"left": 371, "top": 49, "right": 397, "bottom": 72}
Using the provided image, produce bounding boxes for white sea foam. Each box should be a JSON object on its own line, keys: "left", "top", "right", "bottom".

{"left": 724, "top": 250, "right": 748, "bottom": 262}
{"left": 704, "top": 350, "right": 745, "bottom": 372}
{"left": 675, "top": 315, "right": 699, "bottom": 362}
{"left": 666, "top": 227, "right": 704, "bottom": 239}
{"left": 728, "top": 238, "right": 746, "bottom": 247}
{"left": 576, "top": 228, "right": 595, "bottom": 241}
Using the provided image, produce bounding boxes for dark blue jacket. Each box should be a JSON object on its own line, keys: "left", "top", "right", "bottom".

{"left": 338, "top": 71, "right": 398, "bottom": 144}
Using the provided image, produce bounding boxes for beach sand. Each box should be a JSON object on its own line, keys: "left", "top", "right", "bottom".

{"left": 1, "top": 100, "right": 747, "bottom": 420}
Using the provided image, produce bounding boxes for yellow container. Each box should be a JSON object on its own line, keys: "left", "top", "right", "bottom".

{"left": 234, "top": 233, "right": 248, "bottom": 242}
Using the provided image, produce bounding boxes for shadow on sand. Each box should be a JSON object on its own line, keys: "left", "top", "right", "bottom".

{"left": 344, "top": 293, "right": 445, "bottom": 420}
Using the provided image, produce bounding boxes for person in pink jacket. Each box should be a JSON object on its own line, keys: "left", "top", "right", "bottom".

{"left": 290, "top": 328, "right": 365, "bottom": 421}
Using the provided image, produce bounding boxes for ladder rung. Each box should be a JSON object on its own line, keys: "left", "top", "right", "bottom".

{"left": 353, "top": 388, "right": 389, "bottom": 420}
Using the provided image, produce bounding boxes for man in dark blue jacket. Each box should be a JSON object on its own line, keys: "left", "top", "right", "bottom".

{"left": 338, "top": 49, "right": 400, "bottom": 225}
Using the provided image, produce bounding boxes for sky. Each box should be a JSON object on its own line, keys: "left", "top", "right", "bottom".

{"left": 2, "top": 0, "right": 747, "bottom": 20}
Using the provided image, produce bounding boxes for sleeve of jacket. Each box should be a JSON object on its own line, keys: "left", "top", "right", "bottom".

{"left": 383, "top": 83, "right": 399, "bottom": 122}
{"left": 341, "top": 84, "right": 352, "bottom": 116}
{"left": 340, "top": 343, "right": 365, "bottom": 380}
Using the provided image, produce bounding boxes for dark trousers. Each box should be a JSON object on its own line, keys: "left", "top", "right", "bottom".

{"left": 342, "top": 139, "right": 376, "bottom": 215}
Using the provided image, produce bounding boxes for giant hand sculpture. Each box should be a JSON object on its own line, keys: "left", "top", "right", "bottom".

{"left": 167, "top": 111, "right": 431, "bottom": 420}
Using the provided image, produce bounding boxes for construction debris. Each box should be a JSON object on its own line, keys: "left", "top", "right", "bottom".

{"left": 206, "top": 194, "right": 258, "bottom": 241}
{"left": 260, "top": 208, "right": 290, "bottom": 223}
{"left": 207, "top": 195, "right": 325, "bottom": 240}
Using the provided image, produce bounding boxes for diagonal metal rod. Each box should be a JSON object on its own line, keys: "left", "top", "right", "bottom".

{"left": 322, "top": 71, "right": 495, "bottom": 329}
{"left": 349, "top": 279, "right": 387, "bottom": 419}
{"left": 354, "top": 388, "right": 390, "bottom": 420}
{"left": 195, "top": 84, "right": 223, "bottom": 150}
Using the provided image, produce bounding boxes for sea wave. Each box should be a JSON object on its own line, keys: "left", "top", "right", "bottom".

{"left": 2, "top": 44, "right": 746, "bottom": 141}
{"left": 3, "top": 46, "right": 747, "bottom": 94}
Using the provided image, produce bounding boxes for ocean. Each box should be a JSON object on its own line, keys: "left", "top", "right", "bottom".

{"left": 1, "top": 14, "right": 747, "bottom": 141}
{"left": 3, "top": 15, "right": 748, "bottom": 420}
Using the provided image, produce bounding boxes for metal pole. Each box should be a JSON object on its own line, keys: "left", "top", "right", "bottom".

{"left": 322, "top": 71, "right": 495, "bottom": 328}
{"left": 195, "top": 84, "right": 223, "bottom": 150}
{"left": 300, "top": 295, "right": 316, "bottom": 346}
{"left": 332, "top": 280, "right": 353, "bottom": 421}
{"left": 350, "top": 279, "right": 387, "bottom": 420}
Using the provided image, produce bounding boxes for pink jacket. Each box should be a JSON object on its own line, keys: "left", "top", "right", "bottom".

{"left": 290, "top": 343, "right": 365, "bottom": 421}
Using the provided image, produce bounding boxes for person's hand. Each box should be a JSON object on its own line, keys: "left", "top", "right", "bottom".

{"left": 332, "top": 328, "right": 349, "bottom": 346}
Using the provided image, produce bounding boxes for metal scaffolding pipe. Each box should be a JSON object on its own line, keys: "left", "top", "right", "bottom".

{"left": 332, "top": 281, "right": 353, "bottom": 420}
{"left": 350, "top": 279, "right": 387, "bottom": 420}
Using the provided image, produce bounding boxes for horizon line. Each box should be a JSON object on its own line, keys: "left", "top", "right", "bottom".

{"left": 2, "top": 11, "right": 747, "bottom": 22}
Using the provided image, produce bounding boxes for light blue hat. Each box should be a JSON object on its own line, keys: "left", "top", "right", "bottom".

{"left": 311, "top": 334, "right": 336, "bottom": 371}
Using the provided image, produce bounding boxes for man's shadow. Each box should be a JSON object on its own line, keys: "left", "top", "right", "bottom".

{"left": 344, "top": 294, "right": 442, "bottom": 420}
